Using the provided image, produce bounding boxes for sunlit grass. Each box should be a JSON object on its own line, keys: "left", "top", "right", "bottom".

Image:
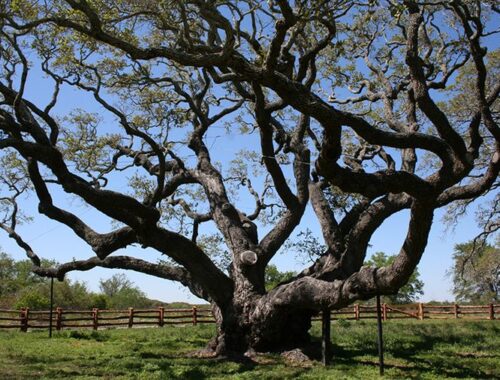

{"left": 0, "top": 319, "right": 498, "bottom": 379}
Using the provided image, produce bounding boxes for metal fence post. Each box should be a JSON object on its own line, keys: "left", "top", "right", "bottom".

{"left": 376, "top": 295, "right": 384, "bottom": 376}
{"left": 49, "top": 277, "right": 54, "bottom": 338}
{"left": 321, "top": 308, "right": 331, "bottom": 366}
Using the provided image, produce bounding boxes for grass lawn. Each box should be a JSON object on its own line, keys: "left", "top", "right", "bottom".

{"left": 0, "top": 319, "right": 498, "bottom": 379}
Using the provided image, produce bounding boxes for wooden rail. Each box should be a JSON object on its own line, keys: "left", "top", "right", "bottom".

{"left": 0, "top": 303, "right": 497, "bottom": 332}
{"left": 0, "top": 306, "right": 214, "bottom": 331}
{"left": 314, "top": 303, "right": 499, "bottom": 322}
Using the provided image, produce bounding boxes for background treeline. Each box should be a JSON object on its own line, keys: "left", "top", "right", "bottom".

{"left": 2, "top": 238, "right": 496, "bottom": 310}
{"left": 0, "top": 252, "right": 167, "bottom": 310}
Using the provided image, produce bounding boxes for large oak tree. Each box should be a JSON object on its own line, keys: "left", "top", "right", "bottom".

{"left": 0, "top": 0, "right": 498, "bottom": 355}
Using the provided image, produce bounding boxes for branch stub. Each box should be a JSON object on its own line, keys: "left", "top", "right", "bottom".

{"left": 240, "top": 250, "right": 258, "bottom": 265}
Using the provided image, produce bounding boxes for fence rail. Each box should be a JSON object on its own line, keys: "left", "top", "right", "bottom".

{"left": 0, "top": 303, "right": 497, "bottom": 332}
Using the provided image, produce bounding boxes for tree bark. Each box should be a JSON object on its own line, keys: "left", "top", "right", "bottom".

{"left": 208, "top": 300, "right": 313, "bottom": 355}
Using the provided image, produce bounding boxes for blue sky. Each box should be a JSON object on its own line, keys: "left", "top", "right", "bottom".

{"left": 1, "top": 5, "right": 498, "bottom": 305}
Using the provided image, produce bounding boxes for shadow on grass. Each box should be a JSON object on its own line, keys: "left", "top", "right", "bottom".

{"left": 137, "top": 354, "right": 262, "bottom": 380}
{"left": 326, "top": 330, "right": 498, "bottom": 379}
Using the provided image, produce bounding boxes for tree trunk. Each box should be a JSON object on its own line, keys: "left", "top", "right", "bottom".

{"left": 209, "top": 301, "right": 314, "bottom": 356}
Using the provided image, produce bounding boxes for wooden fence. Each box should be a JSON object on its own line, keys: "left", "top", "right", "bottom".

{"left": 0, "top": 306, "right": 215, "bottom": 332}
{"left": 312, "top": 303, "right": 498, "bottom": 322}
{"left": 0, "top": 303, "right": 497, "bottom": 332}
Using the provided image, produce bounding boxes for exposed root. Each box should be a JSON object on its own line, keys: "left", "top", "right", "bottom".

{"left": 186, "top": 347, "right": 219, "bottom": 359}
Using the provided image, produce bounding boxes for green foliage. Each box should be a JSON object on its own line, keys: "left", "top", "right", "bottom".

{"left": 90, "top": 294, "right": 108, "bottom": 309}
{"left": 0, "top": 252, "right": 156, "bottom": 309}
{"left": 53, "top": 280, "right": 93, "bottom": 309}
{"left": 106, "top": 287, "right": 151, "bottom": 309}
{"left": 265, "top": 264, "right": 296, "bottom": 291}
{"left": 13, "top": 287, "right": 50, "bottom": 310}
{"left": 13, "top": 280, "right": 92, "bottom": 310}
{"left": 451, "top": 240, "right": 499, "bottom": 303}
{"left": 0, "top": 251, "right": 56, "bottom": 307}
{"left": 283, "top": 228, "right": 327, "bottom": 265}
{"left": 0, "top": 321, "right": 498, "bottom": 379}
{"left": 365, "top": 252, "right": 424, "bottom": 304}
{"left": 99, "top": 273, "right": 152, "bottom": 309}
{"left": 0, "top": 252, "right": 18, "bottom": 299}
{"left": 99, "top": 273, "right": 134, "bottom": 298}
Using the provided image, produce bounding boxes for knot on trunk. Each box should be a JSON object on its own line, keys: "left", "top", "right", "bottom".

{"left": 240, "top": 250, "right": 258, "bottom": 265}
{"left": 221, "top": 203, "right": 233, "bottom": 214}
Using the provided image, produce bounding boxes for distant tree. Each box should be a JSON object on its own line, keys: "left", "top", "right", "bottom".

{"left": 54, "top": 280, "right": 93, "bottom": 309}
{"left": 0, "top": 251, "right": 57, "bottom": 308}
{"left": 0, "top": 251, "right": 17, "bottom": 301}
{"left": 365, "top": 252, "right": 424, "bottom": 304}
{"left": 106, "top": 287, "right": 151, "bottom": 309}
{"left": 451, "top": 241, "right": 499, "bottom": 303}
{"left": 99, "top": 273, "right": 151, "bottom": 308}
{"left": 264, "top": 264, "right": 296, "bottom": 291}
{"left": 0, "top": 251, "right": 54, "bottom": 293}
{"left": 99, "top": 274, "right": 134, "bottom": 298}
{"left": 89, "top": 293, "right": 108, "bottom": 309}
{"left": 13, "top": 279, "right": 93, "bottom": 310}
{"left": 1, "top": 251, "right": 151, "bottom": 309}
{"left": 13, "top": 288, "right": 50, "bottom": 310}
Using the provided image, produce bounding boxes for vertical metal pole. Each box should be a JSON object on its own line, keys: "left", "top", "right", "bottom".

{"left": 49, "top": 277, "right": 54, "bottom": 338}
{"left": 376, "top": 295, "right": 384, "bottom": 376}
{"left": 321, "top": 308, "right": 331, "bottom": 366}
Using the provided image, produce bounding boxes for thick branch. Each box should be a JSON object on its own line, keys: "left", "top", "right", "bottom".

{"left": 33, "top": 255, "right": 210, "bottom": 301}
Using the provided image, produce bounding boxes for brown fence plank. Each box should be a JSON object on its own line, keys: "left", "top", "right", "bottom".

{"left": 0, "top": 317, "right": 20, "bottom": 321}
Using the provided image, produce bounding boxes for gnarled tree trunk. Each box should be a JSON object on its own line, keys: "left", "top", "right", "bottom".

{"left": 209, "top": 300, "right": 314, "bottom": 355}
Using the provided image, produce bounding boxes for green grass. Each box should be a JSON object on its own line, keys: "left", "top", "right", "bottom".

{"left": 0, "top": 320, "right": 498, "bottom": 379}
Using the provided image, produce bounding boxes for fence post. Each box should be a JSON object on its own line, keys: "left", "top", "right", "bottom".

{"left": 92, "top": 308, "right": 99, "bottom": 330}
{"left": 382, "top": 303, "right": 388, "bottom": 321}
{"left": 454, "top": 304, "right": 459, "bottom": 319}
{"left": 354, "top": 304, "right": 360, "bottom": 320}
{"left": 418, "top": 303, "right": 424, "bottom": 320}
{"left": 488, "top": 303, "right": 494, "bottom": 320}
{"left": 19, "top": 308, "right": 24, "bottom": 332}
{"left": 20, "top": 308, "right": 28, "bottom": 332}
{"left": 128, "top": 308, "right": 134, "bottom": 328}
{"left": 158, "top": 307, "right": 164, "bottom": 327}
{"left": 192, "top": 306, "right": 198, "bottom": 325}
{"left": 56, "top": 307, "right": 62, "bottom": 330}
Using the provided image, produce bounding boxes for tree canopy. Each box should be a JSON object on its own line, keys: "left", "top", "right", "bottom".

{"left": 451, "top": 240, "right": 499, "bottom": 303}
{"left": 0, "top": 0, "right": 498, "bottom": 354}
